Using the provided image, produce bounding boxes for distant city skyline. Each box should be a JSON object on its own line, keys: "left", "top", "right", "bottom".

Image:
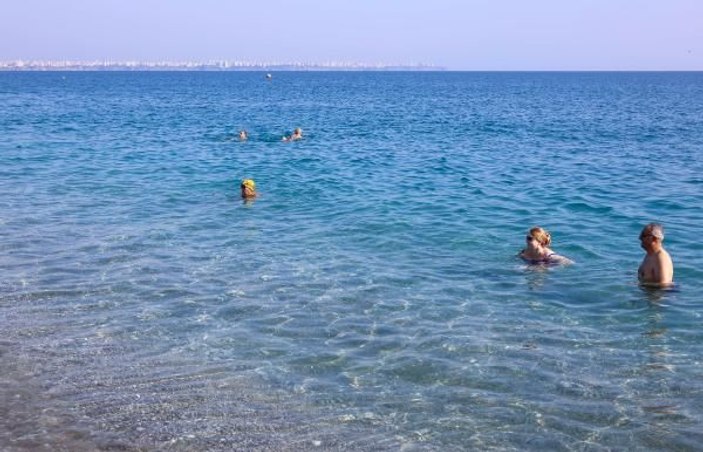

{"left": 0, "top": 59, "right": 442, "bottom": 71}
{"left": 2, "top": 0, "right": 701, "bottom": 71}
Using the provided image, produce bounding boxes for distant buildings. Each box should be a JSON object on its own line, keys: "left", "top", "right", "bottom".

{"left": 0, "top": 60, "right": 443, "bottom": 71}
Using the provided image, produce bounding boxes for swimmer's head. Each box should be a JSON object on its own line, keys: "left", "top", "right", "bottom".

{"left": 294, "top": 128, "right": 302, "bottom": 135}
{"left": 640, "top": 223, "right": 664, "bottom": 241}
{"left": 526, "top": 227, "right": 551, "bottom": 247}
{"left": 240, "top": 179, "right": 256, "bottom": 198}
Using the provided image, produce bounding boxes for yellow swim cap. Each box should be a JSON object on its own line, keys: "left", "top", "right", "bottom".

{"left": 241, "top": 179, "right": 256, "bottom": 190}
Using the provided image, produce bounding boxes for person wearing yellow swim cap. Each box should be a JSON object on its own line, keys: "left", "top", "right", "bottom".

{"left": 240, "top": 179, "right": 257, "bottom": 199}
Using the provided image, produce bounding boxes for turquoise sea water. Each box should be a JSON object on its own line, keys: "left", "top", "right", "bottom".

{"left": 1, "top": 71, "right": 702, "bottom": 450}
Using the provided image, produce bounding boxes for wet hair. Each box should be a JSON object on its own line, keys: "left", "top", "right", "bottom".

{"left": 528, "top": 227, "right": 552, "bottom": 247}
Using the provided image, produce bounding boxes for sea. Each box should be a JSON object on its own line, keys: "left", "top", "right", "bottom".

{"left": 1, "top": 71, "right": 702, "bottom": 451}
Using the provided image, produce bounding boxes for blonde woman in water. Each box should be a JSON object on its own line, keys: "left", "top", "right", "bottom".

{"left": 519, "top": 227, "right": 573, "bottom": 265}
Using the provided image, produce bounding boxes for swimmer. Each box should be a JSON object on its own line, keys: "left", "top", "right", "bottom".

{"left": 238, "top": 130, "right": 248, "bottom": 141}
{"left": 519, "top": 227, "right": 573, "bottom": 265}
{"left": 282, "top": 127, "right": 303, "bottom": 142}
{"left": 240, "top": 179, "right": 257, "bottom": 199}
{"left": 638, "top": 223, "right": 673, "bottom": 286}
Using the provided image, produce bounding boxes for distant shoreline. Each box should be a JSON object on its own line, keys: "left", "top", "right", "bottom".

{"left": 0, "top": 61, "right": 443, "bottom": 72}
{"left": 2, "top": 65, "right": 700, "bottom": 73}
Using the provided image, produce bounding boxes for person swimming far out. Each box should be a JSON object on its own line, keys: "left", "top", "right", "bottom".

{"left": 240, "top": 179, "right": 257, "bottom": 199}
{"left": 282, "top": 127, "right": 303, "bottom": 142}
{"left": 238, "top": 130, "right": 248, "bottom": 141}
{"left": 519, "top": 226, "right": 573, "bottom": 265}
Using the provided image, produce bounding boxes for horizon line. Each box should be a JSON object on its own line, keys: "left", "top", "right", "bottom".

{"left": 0, "top": 59, "right": 443, "bottom": 70}
{"left": 1, "top": 60, "right": 701, "bottom": 73}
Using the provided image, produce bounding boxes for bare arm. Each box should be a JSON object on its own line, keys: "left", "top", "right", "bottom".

{"left": 550, "top": 254, "right": 574, "bottom": 265}
{"left": 654, "top": 251, "right": 674, "bottom": 284}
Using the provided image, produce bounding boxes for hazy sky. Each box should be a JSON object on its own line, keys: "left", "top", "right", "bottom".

{"left": 2, "top": 0, "right": 701, "bottom": 70}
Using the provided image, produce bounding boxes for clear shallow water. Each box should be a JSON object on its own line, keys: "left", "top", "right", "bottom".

{"left": 1, "top": 71, "right": 703, "bottom": 450}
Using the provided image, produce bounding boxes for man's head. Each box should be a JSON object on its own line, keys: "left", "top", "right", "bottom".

{"left": 639, "top": 223, "right": 664, "bottom": 251}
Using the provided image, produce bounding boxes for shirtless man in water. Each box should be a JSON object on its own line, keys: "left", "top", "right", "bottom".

{"left": 638, "top": 223, "right": 674, "bottom": 286}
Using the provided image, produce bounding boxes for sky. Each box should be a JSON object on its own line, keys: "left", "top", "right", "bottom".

{"left": 1, "top": 0, "right": 701, "bottom": 70}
